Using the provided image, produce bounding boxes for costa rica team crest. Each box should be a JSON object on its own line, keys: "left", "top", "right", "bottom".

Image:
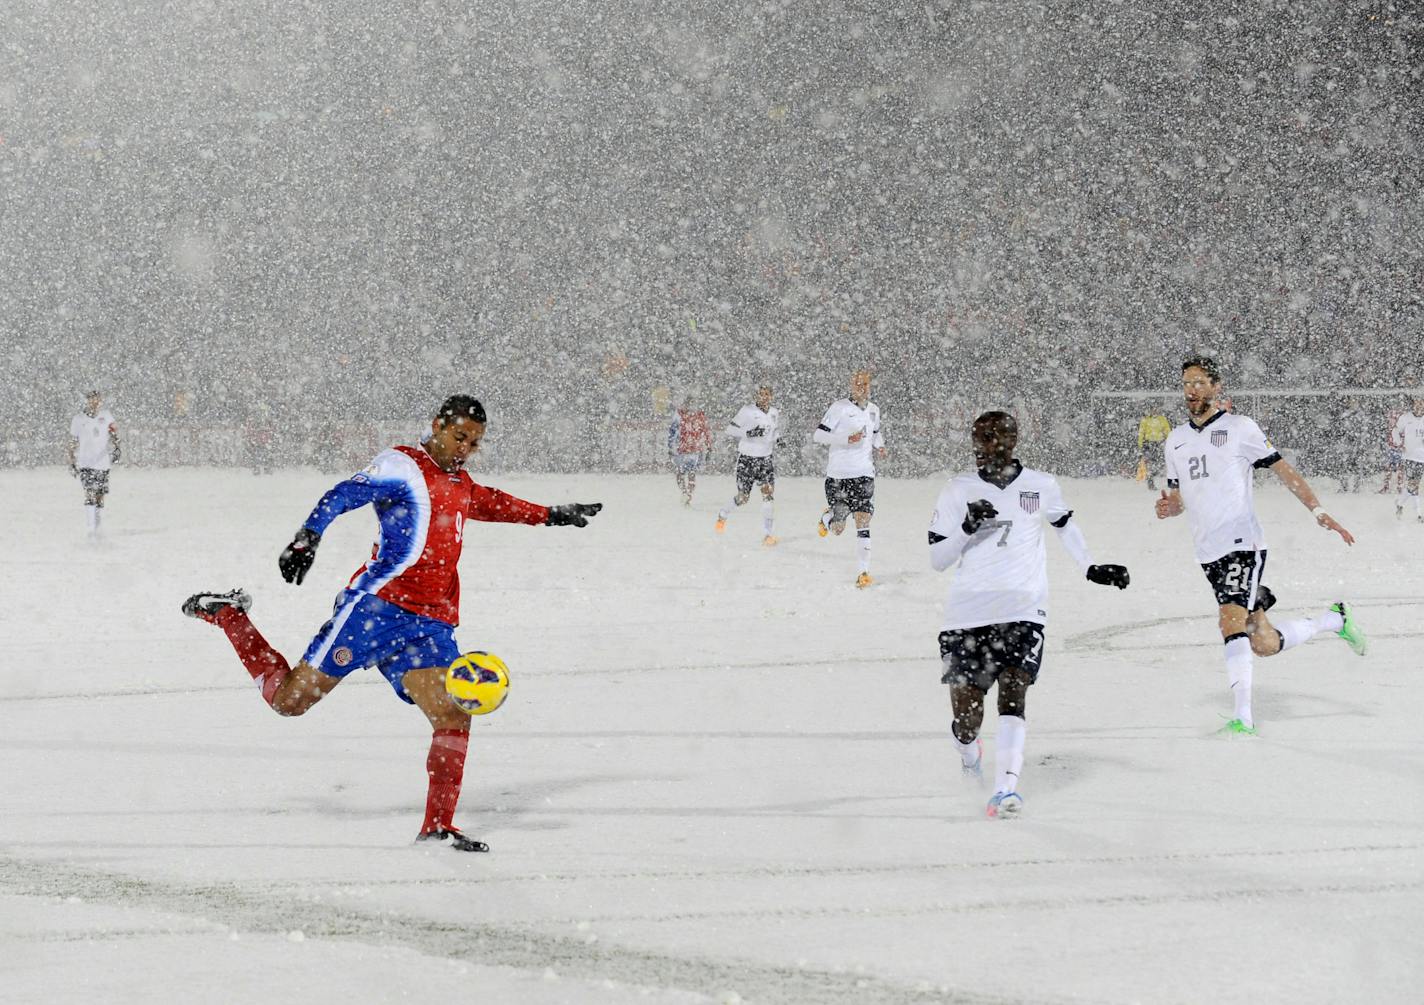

{"left": 1019, "top": 491, "right": 1040, "bottom": 514}
{"left": 1210, "top": 429, "right": 1229, "bottom": 447}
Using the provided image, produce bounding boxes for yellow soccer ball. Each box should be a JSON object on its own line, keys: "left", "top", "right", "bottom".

{"left": 445, "top": 651, "right": 510, "bottom": 716}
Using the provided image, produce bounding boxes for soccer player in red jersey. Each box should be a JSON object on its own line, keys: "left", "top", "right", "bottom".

{"left": 183, "top": 395, "right": 601, "bottom": 851}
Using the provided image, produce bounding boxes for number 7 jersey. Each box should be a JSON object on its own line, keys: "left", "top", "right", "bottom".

{"left": 928, "top": 467, "right": 1074, "bottom": 630}
{"left": 1164, "top": 411, "right": 1282, "bottom": 564}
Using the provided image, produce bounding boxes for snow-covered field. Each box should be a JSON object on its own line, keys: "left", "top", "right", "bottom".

{"left": 2, "top": 466, "right": 1420, "bottom": 1004}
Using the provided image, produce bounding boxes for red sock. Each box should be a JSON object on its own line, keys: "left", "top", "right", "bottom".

{"left": 421, "top": 728, "right": 470, "bottom": 833}
{"left": 214, "top": 607, "right": 292, "bottom": 707}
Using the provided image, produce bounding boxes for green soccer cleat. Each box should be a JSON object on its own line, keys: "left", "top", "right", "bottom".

{"left": 1220, "top": 719, "right": 1257, "bottom": 736}
{"left": 1331, "top": 602, "right": 1368, "bottom": 656}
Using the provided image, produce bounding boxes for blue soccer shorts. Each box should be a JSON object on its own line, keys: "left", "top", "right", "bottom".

{"left": 302, "top": 589, "right": 461, "bottom": 703}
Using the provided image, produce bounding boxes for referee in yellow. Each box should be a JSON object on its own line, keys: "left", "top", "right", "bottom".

{"left": 1137, "top": 403, "right": 1171, "bottom": 490}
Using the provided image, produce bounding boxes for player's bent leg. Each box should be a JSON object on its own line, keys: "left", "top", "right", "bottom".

{"left": 1245, "top": 610, "right": 1284, "bottom": 657}
{"left": 268, "top": 661, "right": 342, "bottom": 717}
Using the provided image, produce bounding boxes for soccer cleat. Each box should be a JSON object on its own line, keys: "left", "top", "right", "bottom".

{"left": 181, "top": 589, "right": 252, "bottom": 624}
{"left": 416, "top": 828, "right": 489, "bottom": 853}
{"left": 1331, "top": 602, "right": 1368, "bottom": 656}
{"left": 817, "top": 509, "right": 830, "bottom": 537}
{"left": 1397, "top": 503, "right": 1404, "bottom": 519}
{"left": 714, "top": 517, "right": 727, "bottom": 534}
{"left": 1220, "top": 718, "right": 1257, "bottom": 736}
{"left": 1252, "top": 585, "right": 1277, "bottom": 612}
{"left": 855, "top": 572, "right": 873, "bottom": 589}
{"left": 762, "top": 535, "right": 779, "bottom": 547}
{"left": 986, "top": 792, "right": 1023, "bottom": 819}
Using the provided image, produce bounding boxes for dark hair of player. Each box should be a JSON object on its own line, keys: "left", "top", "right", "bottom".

{"left": 1181, "top": 355, "right": 1222, "bottom": 382}
{"left": 435, "top": 395, "right": 487, "bottom": 425}
{"left": 973, "top": 410, "right": 1018, "bottom": 435}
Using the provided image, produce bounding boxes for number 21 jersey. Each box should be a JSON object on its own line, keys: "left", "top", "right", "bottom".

{"left": 1164, "top": 411, "right": 1281, "bottom": 564}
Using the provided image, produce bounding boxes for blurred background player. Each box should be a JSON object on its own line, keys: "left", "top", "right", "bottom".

{"left": 715, "top": 383, "right": 781, "bottom": 545}
{"left": 1137, "top": 402, "right": 1171, "bottom": 490}
{"left": 67, "top": 389, "right": 120, "bottom": 540}
{"left": 1154, "top": 356, "right": 1366, "bottom": 735}
{"left": 181, "top": 394, "right": 602, "bottom": 853}
{"left": 929, "top": 411, "right": 1129, "bottom": 819}
{"left": 1379, "top": 395, "right": 1406, "bottom": 495}
{"left": 814, "top": 369, "right": 885, "bottom": 588}
{"left": 668, "top": 395, "right": 713, "bottom": 507}
{"left": 1391, "top": 396, "right": 1424, "bottom": 521}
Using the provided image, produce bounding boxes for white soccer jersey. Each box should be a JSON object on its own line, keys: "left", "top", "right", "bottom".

{"left": 813, "top": 399, "right": 883, "bottom": 479}
{"left": 725, "top": 404, "right": 781, "bottom": 458}
{"left": 928, "top": 466, "right": 1084, "bottom": 630}
{"left": 70, "top": 410, "right": 117, "bottom": 470}
{"left": 1164, "top": 411, "right": 1280, "bottom": 564}
{"left": 1392, "top": 412, "right": 1424, "bottom": 463}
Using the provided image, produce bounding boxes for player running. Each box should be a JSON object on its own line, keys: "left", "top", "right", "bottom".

{"left": 814, "top": 369, "right": 885, "bottom": 588}
{"left": 1390, "top": 396, "right": 1424, "bottom": 521}
{"left": 68, "top": 390, "right": 120, "bottom": 540}
{"left": 714, "top": 384, "right": 781, "bottom": 545}
{"left": 181, "top": 395, "right": 602, "bottom": 852}
{"left": 1154, "top": 356, "right": 1366, "bottom": 735}
{"left": 929, "top": 411, "right": 1130, "bottom": 819}
{"left": 668, "top": 396, "right": 713, "bottom": 506}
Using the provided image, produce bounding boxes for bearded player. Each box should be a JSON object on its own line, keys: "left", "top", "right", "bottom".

{"left": 1155, "top": 356, "right": 1366, "bottom": 735}
{"left": 181, "top": 395, "right": 602, "bottom": 852}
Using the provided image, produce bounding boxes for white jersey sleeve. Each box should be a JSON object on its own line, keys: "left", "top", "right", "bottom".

{"left": 1043, "top": 477, "right": 1093, "bottom": 574}
{"left": 1235, "top": 417, "right": 1280, "bottom": 467}
{"left": 813, "top": 403, "right": 849, "bottom": 446}
{"left": 928, "top": 479, "right": 973, "bottom": 571}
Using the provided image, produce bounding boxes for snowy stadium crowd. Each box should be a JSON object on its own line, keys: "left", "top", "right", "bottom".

{"left": 2, "top": 3, "right": 1420, "bottom": 477}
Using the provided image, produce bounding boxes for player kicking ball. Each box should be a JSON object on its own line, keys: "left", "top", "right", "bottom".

{"left": 182, "top": 395, "right": 601, "bottom": 852}
{"left": 1155, "top": 356, "right": 1366, "bottom": 736}
{"left": 929, "top": 411, "right": 1129, "bottom": 819}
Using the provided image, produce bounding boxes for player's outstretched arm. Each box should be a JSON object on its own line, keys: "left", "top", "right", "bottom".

{"left": 1268, "top": 458, "right": 1355, "bottom": 545}
{"left": 467, "top": 483, "right": 601, "bottom": 528}
{"left": 1154, "top": 488, "right": 1184, "bottom": 519}
{"left": 279, "top": 466, "right": 394, "bottom": 583}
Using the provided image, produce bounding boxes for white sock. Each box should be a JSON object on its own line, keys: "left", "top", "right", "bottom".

{"left": 85, "top": 505, "right": 98, "bottom": 532}
{"left": 855, "top": 530, "right": 871, "bottom": 573}
{"left": 1225, "top": 635, "right": 1253, "bottom": 726}
{"left": 761, "top": 500, "right": 774, "bottom": 535}
{"left": 993, "top": 716, "right": 1026, "bottom": 794}
{"left": 719, "top": 498, "right": 737, "bottom": 521}
{"left": 955, "top": 736, "right": 980, "bottom": 768}
{"left": 1414, "top": 492, "right": 1422, "bottom": 516}
{"left": 1398, "top": 490, "right": 1408, "bottom": 508}
{"left": 1277, "top": 610, "right": 1344, "bottom": 651}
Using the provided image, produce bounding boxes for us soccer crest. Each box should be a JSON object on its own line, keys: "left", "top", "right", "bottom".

{"left": 1019, "top": 491, "right": 1040, "bottom": 514}
{"left": 1210, "top": 430, "right": 1228, "bottom": 447}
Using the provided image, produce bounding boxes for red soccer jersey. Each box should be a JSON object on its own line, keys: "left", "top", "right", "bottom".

{"left": 306, "top": 444, "right": 549, "bottom": 625}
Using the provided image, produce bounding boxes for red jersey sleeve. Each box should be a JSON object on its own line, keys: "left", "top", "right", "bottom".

{"left": 468, "top": 483, "right": 550, "bottom": 525}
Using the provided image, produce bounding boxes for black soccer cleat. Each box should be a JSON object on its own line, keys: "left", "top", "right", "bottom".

{"left": 416, "top": 828, "right": 489, "bottom": 853}
{"left": 181, "top": 589, "right": 253, "bottom": 624}
{"left": 1253, "top": 585, "right": 1277, "bottom": 613}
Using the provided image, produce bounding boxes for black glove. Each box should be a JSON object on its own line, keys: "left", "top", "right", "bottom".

{"left": 1086, "top": 564, "right": 1130, "bottom": 589}
{"left": 278, "top": 527, "right": 321, "bottom": 584}
{"left": 110, "top": 443, "right": 121, "bottom": 463}
{"left": 962, "top": 500, "right": 998, "bottom": 535}
{"left": 546, "top": 502, "right": 603, "bottom": 528}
